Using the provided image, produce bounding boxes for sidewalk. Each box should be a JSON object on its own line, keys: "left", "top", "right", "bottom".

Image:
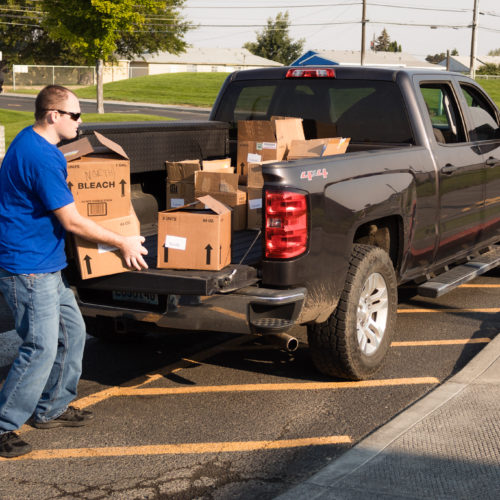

{"left": 277, "top": 334, "right": 500, "bottom": 499}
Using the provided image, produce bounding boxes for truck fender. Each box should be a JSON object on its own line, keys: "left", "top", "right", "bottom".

{"left": 311, "top": 172, "right": 415, "bottom": 323}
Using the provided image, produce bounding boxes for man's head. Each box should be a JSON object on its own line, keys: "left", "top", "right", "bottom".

{"left": 34, "top": 85, "right": 82, "bottom": 142}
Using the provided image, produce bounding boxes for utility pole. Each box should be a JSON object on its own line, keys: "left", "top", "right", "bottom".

{"left": 469, "top": 0, "right": 479, "bottom": 78}
{"left": 361, "top": 0, "right": 367, "bottom": 65}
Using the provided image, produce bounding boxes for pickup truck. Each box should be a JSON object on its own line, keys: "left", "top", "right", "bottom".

{"left": 66, "top": 66, "right": 500, "bottom": 381}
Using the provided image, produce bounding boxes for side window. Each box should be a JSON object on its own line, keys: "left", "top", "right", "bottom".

{"left": 460, "top": 84, "right": 500, "bottom": 141}
{"left": 420, "top": 83, "right": 466, "bottom": 144}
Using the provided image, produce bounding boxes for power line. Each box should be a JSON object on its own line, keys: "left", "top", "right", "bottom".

{"left": 183, "top": 2, "right": 360, "bottom": 8}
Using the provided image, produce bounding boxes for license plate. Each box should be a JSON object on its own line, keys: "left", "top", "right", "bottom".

{"left": 112, "top": 291, "right": 159, "bottom": 306}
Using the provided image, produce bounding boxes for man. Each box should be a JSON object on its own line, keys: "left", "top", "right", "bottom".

{"left": 0, "top": 85, "right": 148, "bottom": 458}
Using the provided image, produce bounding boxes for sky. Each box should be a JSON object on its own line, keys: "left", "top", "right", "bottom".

{"left": 181, "top": 0, "right": 500, "bottom": 61}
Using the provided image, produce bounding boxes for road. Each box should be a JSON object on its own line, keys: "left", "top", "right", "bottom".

{"left": 0, "top": 93, "right": 211, "bottom": 121}
{"left": 0, "top": 272, "right": 499, "bottom": 499}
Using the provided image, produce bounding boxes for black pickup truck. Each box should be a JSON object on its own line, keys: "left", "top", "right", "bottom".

{"left": 67, "top": 66, "right": 500, "bottom": 380}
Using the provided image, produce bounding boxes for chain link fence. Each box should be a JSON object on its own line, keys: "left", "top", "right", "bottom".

{"left": 2, "top": 64, "right": 130, "bottom": 90}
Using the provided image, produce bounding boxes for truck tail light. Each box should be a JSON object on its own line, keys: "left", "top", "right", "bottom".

{"left": 265, "top": 191, "right": 308, "bottom": 259}
{"left": 286, "top": 68, "right": 336, "bottom": 78}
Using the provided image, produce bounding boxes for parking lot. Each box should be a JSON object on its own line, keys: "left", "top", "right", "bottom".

{"left": 0, "top": 272, "right": 499, "bottom": 499}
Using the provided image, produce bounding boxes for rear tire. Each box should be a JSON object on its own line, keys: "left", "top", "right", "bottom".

{"left": 308, "top": 244, "right": 397, "bottom": 380}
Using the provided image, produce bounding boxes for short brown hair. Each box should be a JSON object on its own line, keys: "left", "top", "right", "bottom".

{"left": 35, "top": 85, "right": 76, "bottom": 121}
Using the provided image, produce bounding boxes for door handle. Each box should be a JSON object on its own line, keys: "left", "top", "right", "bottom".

{"left": 441, "top": 164, "right": 459, "bottom": 175}
{"left": 486, "top": 157, "right": 499, "bottom": 167}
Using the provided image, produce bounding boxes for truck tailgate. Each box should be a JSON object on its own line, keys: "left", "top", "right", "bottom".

{"left": 67, "top": 230, "right": 262, "bottom": 298}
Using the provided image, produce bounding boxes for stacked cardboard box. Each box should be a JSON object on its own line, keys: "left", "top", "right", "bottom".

{"left": 156, "top": 119, "right": 350, "bottom": 271}
{"left": 165, "top": 158, "right": 234, "bottom": 209}
{"left": 287, "top": 137, "right": 350, "bottom": 160}
{"left": 59, "top": 132, "right": 140, "bottom": 280}
{"left": 236, "top": 117, "right": 305, "bottom": 175}
{"left": 245, "top": 160, "right": 274, "bottom": 230}
{"left": 194, "top": 171, "right": 247, "bottom": 231}
{"left": 166, "top": 160, "right": 199, "bottom": 209}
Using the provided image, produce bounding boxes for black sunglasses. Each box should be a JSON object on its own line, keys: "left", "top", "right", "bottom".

{"left": 45, "top": 109, "right": 81, "bottom": 121}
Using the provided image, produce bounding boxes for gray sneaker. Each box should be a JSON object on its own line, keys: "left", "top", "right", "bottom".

{"left": 0, "top": 431, "right": 32, "bottom": 458}
{"left": 33, "top": 406, "right": 94, "bottom": 429}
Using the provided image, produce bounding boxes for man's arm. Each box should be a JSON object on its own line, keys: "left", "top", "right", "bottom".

{"left": 54, "top": 202, "right": 148, "bottom": 270}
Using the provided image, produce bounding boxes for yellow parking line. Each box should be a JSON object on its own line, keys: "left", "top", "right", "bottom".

{"left": 391, "top": 338, "right": 491, "bottom": 347}
{"left": 106, "top": 377, "right": 439, "bottom": 397}
{"left": 397, "top": 307, "right": 500, "bottom": 313}
{"left": 0, "top": 436, "right": 351, "bottom": 461}
{"left": 73, "top": 337, "right": 251, "bottom": 410}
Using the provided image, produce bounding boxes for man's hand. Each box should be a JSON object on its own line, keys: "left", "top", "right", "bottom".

{"left": 119, "top": 235, "right": 149, "bottom": 270}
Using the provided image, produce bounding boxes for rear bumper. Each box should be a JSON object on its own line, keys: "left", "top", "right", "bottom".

{"left": 77, "top": 285, "right": 307, "bottom": 335}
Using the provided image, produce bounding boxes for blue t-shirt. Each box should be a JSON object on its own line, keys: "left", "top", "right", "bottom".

{"left": 0, "top": 126, "right": 74, "bottom": 274}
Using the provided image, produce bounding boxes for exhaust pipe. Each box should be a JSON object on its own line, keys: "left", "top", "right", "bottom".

{"left": 263, "top": 332, "right": 299, "bottom": 352}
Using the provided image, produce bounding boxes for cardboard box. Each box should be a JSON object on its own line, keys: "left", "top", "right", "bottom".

{"left": 165, "top": 160, "right": 200, "bottom": 208}
{"left": 157, "top": 195, "right": 231, "bottom": 271}
{"left": 236, "top": 118, "right": 305, "bottom": 174}
{"left": 194, "top": 171, "right": 247, "bottom": 231}
{"left": 166, "top": 180, "right": 195, "bottom": 209}
{"left": 247, "top": 187, "right": 263, "bottom": 230}
{"left": 247, "top": 160, "right": 277, "bottom": 188}
{"left": 202, "top": 158, "right": 233, "bottom": 172}
{"left": 72, "top": 211, "right": 140, "bottom": 280}
{"left": 166, "top": 160, "right": 200, "bottom": 182}
{"left": 60, "top": 132, "right": 131, "bottom": 220}
{"left": 287, "top": 137, "right": 350, "bottom": 160}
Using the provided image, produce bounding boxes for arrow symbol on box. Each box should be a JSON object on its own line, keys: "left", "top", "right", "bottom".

{"left": 163, "top": 245, "right": 168, "bottom": 263}
{"left": 120, "top": 179, "right": 127, "bottom": 197}
{"left": 205, "top": 244, "right": 212, "bottom": 265}
{"left": 83, "top": 255, "right": 92, "bottom": 275}
{"left": 67, "top": 181, "right": 73, "bottom": 192}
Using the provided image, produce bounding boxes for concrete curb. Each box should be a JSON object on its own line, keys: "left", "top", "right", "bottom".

{"left": 276, "top": 333, "right": 500, "bottom": 498}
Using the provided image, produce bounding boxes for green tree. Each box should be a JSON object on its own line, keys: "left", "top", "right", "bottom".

{"left": 426, "top": 53, "right": 446, "bottom": 64}
{"left": 244, "top": 12, "right": 304, "bottom": 65}
{"left": 41, "top": 0, "right": 190, "bottom": 113}
{"left": 488, "top": 48, "right": 500, "bottom": 56}
{"left": 425, "top": 49, "right": 459, "bottom": 65}
{"left": 373, "top": 29, "right": 402, "bottom": 52}
{"left": 477, "top": 63, "right": 500, "bottom": 75}
{"left": 0, "top": 1, "right": 82, "bottom": 66}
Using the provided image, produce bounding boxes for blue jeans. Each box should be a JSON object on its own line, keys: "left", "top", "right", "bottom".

{"left": 0, "top": 269, "right": 86, "bottom": 434}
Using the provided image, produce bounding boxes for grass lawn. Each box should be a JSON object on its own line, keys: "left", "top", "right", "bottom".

{"left": 476, "top": 79, "right": 500, "bottom": 105}
{"left": 74, "top": 72, "right": 228, "bottom": 108}
{"left": 0, "top": 109, "right": 171, "bottom": 148}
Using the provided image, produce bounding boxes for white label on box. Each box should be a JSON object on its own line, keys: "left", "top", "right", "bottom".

{"left": 247, "top": 153, "right": 262, "bottom": 163}
{"left": 170, "top": 198, "right": 185, "bottom": 208}
{"left": 165, "top": 235, "right": 187, "bottom": 251}
{"left": 249, "top": 198, "right": 263, "bottom": 210}
{"left": 98, "top": 243, "right": 118, "bottom": 254}
{"left": 262, "top": 142, "right": 277, "bottom": 150}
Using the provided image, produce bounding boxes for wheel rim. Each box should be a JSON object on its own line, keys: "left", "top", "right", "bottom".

{"left": 356, "top": 272, "right": 389, "bottom": 356}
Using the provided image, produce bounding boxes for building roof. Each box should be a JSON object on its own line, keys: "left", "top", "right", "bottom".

{"left": 292, "top": 50, "right": 439, "bottom": 69}
{"left": 438, "top": 55, "right": 500, "bottom": 71}
{"left": 134, "top": 47, "right": 283, "bottom": 67}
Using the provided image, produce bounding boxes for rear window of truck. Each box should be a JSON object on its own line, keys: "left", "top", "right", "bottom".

{"left": 215, "top": 79, "right": 414, "bottom": 144}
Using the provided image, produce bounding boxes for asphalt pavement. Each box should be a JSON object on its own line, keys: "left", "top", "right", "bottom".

{"left": 0, "top": 92, "right": 211, "bottom": 121}
{"left": 277, "top": 331, "right": 500, "bottom": 499}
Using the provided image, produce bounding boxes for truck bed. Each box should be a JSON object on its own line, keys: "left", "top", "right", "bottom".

{"left": 68, "top": 230, "right": 262, "bottom": 312}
